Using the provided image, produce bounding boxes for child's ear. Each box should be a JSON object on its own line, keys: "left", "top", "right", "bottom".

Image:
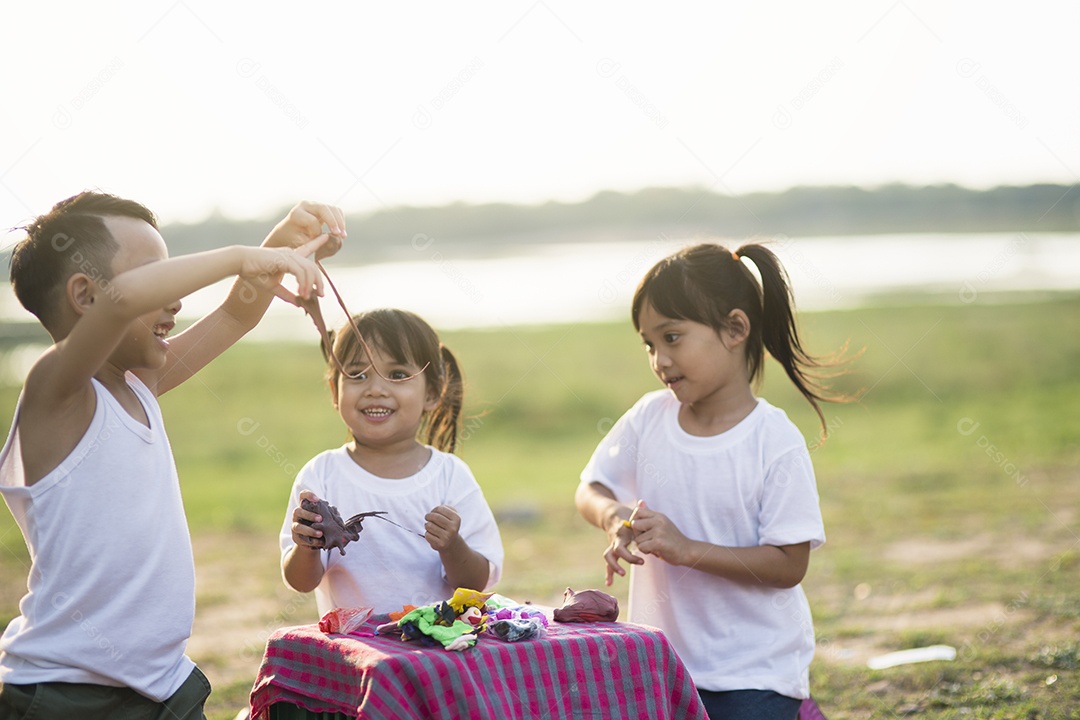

{"left": 67, "top": 273, "right": 95, "bottom": 316}
{"left": 725, "top": 309, "right": 751, "bottom": 346}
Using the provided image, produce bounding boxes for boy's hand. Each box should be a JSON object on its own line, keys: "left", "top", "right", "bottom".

{"left": 424, "top": 505, "right": 462, "bottom": 552}
{"left": 241, "top": 235, "right": 328, "bottom": 303}
{"left": 256, "top": 202, "right": 344, "bottom": 300}
{"left": 291, "top": 490, "right": 325, "bottom": 550}
{"left": 263, "top": 201, "right": 346, "bottom": 261}
{"left": 603, "top": 513, "right": 644, "bottom": 586}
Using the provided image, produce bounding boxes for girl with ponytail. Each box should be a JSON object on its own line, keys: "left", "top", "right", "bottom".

{"left": 577, "top": 243, "right": 847, "bottom": 718}
{"left": 281, "top": 308, "right": 503, "bottom": 616}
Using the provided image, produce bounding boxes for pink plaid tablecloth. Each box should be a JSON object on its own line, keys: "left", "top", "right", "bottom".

{"left": 249, "top": 616, "right": 707, "bottom": 719}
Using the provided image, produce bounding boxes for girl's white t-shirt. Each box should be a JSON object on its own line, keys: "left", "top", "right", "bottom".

{"left": 580, "top": 390, "right": 825, "bottom": 699}
{"left": 280, "top": 446, "right": 504, "bottom": 615}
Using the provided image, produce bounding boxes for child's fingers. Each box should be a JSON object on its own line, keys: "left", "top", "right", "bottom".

{"left": 608, "top": 532, "right": 645, "bottom": 564}
{"left": 298, "top": 201, "right": 347, "bottom": 238}
{"left": 296, "top": 505, "right": 322, "bottom": 522}
{"left": 299, "top": 263, "right": 321, "bottom": 300}
{"left": 604, "top": 550, "right": 624, "bottom": 576}
{"left": 294, "top": 492, "right": 323, "bottom": 525}
{"left": 264, "top": 202, "right": 345, "bottom": 250}
{"left": 296, "top": 251, "right": 326, "bottom": 301}
{"left": 627, "top": 509, "right": 661, "bottom": 535}
{"left": 263, "top": 205, "right": 320, "bottom": 249}
{"left": 424, "top": 516, "right": 451, "bottom": 537}
{"left": 288, "top": 203, "right": 329, "bottom": 239}
{"left": 295, "top": 233, "right": 330, "bottom": 259}
{"left": 312, "top": 259, "right": 325, "bottom": 296}
{"left": 294, "top": 524, "right": 322, "bottom": 540}
{"left": 603, "top": 547, "right": 629, "bottom": 586}
{"left": 426, "top": 505, "right": 460, "bottom": 529}
{"left": 284, "top": 252, "right": 324, "bottom": 300}
{"left": 325, "top": 205, "right": 346, "bottom": 237}
{"left": 423, "top": 526, "right": 452, "bottom": 551}
{"left": 293, "top": 522, "right": 323, "bottom": 545}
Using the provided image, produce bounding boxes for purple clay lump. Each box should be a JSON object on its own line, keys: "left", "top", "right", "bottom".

{"left": 552, "top": 587, "right": 620, "bottom": 623}
{"left": 299, "top": 499, "right": 394, "bottom": 555}
{"left": 300, "top": 498, "right": 360, "bottom": 555}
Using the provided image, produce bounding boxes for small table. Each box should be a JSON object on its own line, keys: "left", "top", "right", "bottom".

{"left": 249, "top": 614, "right": 707, "bottom": 719}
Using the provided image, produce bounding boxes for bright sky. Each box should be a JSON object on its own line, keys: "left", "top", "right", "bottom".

{"left": 2, "top": 1, "right": 1077, "bottom": 234}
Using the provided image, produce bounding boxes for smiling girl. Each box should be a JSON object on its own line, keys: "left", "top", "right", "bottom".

{"left": 280, "top": 309, "right": 502, "bottom": 615}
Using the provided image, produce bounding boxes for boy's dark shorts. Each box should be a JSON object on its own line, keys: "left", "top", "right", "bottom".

{"left": 0, "top": 665, "right": 210, "bottom": 720}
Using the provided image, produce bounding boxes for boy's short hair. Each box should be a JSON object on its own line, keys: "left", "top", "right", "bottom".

{"left": 10, "top": 191, "right": 158, "bottom": 329}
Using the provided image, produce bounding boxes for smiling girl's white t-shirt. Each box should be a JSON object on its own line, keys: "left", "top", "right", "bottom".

{"left": 281, "top": 446, "right": 503, "bottom": 615}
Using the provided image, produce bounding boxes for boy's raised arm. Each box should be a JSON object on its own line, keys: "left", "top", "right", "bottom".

{"left": 148, "top": 202, "right": 345, "bottom": 395}
{"left": 29, "top": 233, "right": 328, "bottom": 411}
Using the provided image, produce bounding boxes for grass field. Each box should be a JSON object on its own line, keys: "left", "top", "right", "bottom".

{"left": 1, "top": 291, "right": 1078, "bottom": 718}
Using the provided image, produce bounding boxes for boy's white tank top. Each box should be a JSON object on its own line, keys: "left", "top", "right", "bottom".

{"left": 0, "top": 373, "right": 196, "bottom": 701}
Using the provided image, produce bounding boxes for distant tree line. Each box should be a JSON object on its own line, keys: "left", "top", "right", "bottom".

{"left": 24, "top": 184, "right": 1080, "bottom": 265}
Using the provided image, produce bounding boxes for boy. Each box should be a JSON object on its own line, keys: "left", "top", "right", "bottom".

{"left": 0, "top": 192, "right": 344, "bottom": 719}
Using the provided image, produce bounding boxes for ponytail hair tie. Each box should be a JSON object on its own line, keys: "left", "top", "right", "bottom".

{"left": 732, "top": 250, "right": 740, "bottom": 261}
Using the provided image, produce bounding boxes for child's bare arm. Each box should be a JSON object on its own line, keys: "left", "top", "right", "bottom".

{"left": 425, "top": 505, "right": 492, "bottom": 591}
{"left": 49, "top": 238, "right": 325, "bottom": 396}
{"left": 630, "top": 503, "right": 811, "bottom": 589}
{"left": 18, "top": 237, "right": 326, "bottom": 485}
{"left": 149, "top": 202, "right": 345, "bottom": 395}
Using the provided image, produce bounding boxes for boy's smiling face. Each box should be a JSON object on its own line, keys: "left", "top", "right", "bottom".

{"left": 101, "top": 216, "right": 181, "bottom": 371}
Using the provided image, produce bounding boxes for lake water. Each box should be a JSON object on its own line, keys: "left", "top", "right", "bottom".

{"left": 2, "top": 232, "right": 1078, "bottom": 344}
{"left": 228, "top": 231, "right": 1079, "bottom": 340}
